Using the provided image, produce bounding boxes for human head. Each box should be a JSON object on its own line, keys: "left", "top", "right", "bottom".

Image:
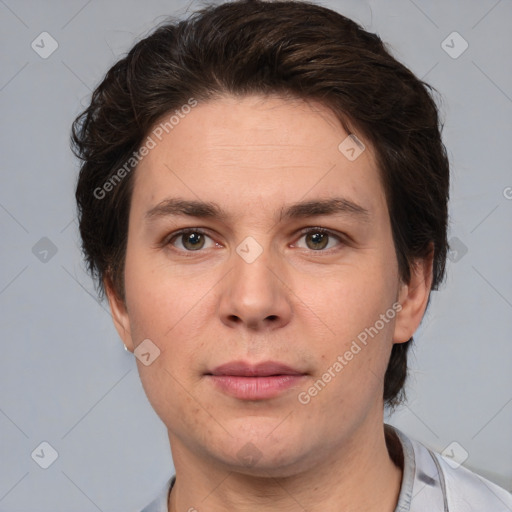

{"left": 72, "top": 0, "right": 449, "bottom": 411}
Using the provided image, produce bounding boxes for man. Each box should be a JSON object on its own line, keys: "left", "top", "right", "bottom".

{"left": 71, "top": 1, "right": 512, "bottom": 510}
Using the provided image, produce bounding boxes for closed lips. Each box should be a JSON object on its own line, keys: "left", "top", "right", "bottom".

{"left": 208, "top": 361, "right": 306, "bottom": 377}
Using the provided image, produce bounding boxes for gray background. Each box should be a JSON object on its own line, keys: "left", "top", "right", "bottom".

{"left": 0, "top": 0, "right": 511, "bottom": 510}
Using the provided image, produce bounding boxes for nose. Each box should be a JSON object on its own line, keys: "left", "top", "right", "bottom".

{"left": 218, "top": 240, "right": 293, "bottom": 331}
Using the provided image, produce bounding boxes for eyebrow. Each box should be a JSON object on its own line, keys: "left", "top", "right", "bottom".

{"left": 144, "top": 197, "right": 371, "bottom": 224}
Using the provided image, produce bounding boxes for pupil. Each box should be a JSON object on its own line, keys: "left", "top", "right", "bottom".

{"left": 185, "top": 232, "right": 203, "bottom": 250}
{"left": 309, "top": 232, "right": 327, "bottom": 250}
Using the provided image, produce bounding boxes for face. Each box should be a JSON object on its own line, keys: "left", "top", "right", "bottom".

{"left": 107, "top": 94, "right": 430, "bottom": 477}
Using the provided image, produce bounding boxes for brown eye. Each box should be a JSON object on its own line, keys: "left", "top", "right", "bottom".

{"left": 305, "top": 231, "right": 329, "bottom": 250}
{"left": 180, "top": 232, "right": 205, "bottom": 251}
{"left": 168, "top": 229, "right": 215, "bottom": 252}
{"left": 295, "top": 228, "right": 344, "bottom": 252}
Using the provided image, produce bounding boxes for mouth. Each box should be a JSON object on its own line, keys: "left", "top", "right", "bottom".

{"left": 205, "top": 361, "right": 308, "bottom": 400}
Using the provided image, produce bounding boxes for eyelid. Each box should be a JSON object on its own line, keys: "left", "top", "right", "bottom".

{"left": 292, "top": 226, "right": 346, "bottom": 251}
{"left": 164, "top": 228, "right": 217, "bottom": 250}
{"left": 163, "top": 226, "right": 347, "bottom": 254}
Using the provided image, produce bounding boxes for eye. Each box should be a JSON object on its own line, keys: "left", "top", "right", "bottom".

{"left": 167, "top": 229, "right": 217, "bottom": 252}
{"left": 164, "top": 227, "right": 345, "bottom": 254}
{"left": 294, "top": 227, "right": 345, "bottom": 251}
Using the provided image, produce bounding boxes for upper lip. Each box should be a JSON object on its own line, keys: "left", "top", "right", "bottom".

{"left": 208, "top": 361, "right": 306, "bottom": 377}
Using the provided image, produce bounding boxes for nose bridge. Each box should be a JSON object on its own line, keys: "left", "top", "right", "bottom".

{"left": 218, "top": 233, "right": 292, "bottom": 329}
{"left": 232, "top": 234, "right": 278, "bottom": 303}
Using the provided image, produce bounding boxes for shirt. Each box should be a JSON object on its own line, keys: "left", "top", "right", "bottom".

{"left": 141, "top": 424, "right": 512, "bottom": 511}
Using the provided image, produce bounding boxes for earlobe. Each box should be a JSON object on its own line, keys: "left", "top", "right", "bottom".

{"left": 104, "top": 275, "right": 134, "bottom": 352}
{"left": 393, "top": 248, "right": 434, "bottom": 344}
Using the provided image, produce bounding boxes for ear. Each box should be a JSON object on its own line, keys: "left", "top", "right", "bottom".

{"left": 104, "top": 274, "right": 134, "bottom": 352}
{"left": 393, "top": 245, "right": 434, "bottom": 344}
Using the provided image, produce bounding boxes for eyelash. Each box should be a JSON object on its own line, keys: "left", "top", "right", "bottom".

{"left": 164, "top": 227, "right": 346, "bottom": 255}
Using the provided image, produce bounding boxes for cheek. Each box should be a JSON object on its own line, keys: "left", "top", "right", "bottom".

{"left": 311, "top": 263, "right": 396, "bottom": 340}
{"left": 305, "top": 266, "right": 397, "bottom": 396}
{"left": 124, "top": 245, "right": 205, "bottom": 338}
{"left": 137, "top": 362, "right": 202, "bottom": 434}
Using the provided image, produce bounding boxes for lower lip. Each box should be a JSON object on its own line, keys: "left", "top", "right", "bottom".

{"left": 207, "top": 375, "right": 306, "bottom": 400}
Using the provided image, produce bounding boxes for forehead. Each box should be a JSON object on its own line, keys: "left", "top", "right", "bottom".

{"left": 130, "top": 94, "right": 386, "bottom": 222}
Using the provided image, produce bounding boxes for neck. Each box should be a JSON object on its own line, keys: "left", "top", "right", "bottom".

{"left": 167, "top": 419, "right": 403, "bottom": 512}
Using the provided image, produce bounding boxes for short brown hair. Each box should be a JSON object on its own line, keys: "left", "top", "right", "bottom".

{"left": 71, "top": 0, "right": 450, "bottom": 408}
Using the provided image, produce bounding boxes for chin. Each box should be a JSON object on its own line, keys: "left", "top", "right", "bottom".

{"left": 219, "top": 448, "right": 315, "bottom": 479}
{"left": 205, "top": 427, "right": 316, "bottom": 477}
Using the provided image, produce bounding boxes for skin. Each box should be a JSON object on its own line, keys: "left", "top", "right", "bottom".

{"left": 106, "top": 94, "right": 433, "bottom": 512}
